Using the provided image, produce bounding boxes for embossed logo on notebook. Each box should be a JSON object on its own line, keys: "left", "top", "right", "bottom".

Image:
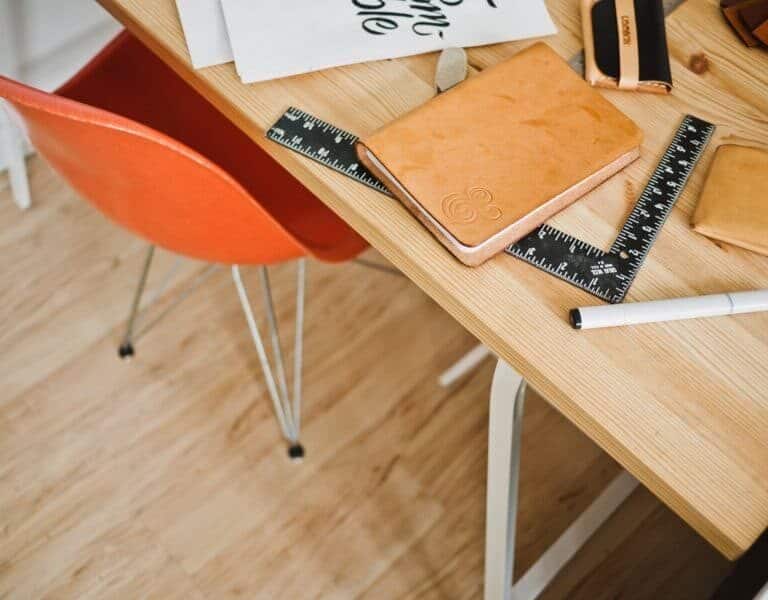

{"left": 441, "top": 187, "right": 501, "bottom": 224}
{"left": 620, "top": 16, "right": 632, "bottom": 45}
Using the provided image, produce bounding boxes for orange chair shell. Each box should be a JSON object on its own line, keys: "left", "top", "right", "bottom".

{"left": 0, "top": 32, "right": 367, "bottom": 266}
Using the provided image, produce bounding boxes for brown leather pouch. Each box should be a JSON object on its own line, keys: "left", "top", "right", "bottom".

{"left": 691, "top": 145, "right": 768, "bottom": 257}
{"left": 755, "top": 20, "right": 768, "bottom": 44}
{"left": 741, "top": 0, "right": 768, "bottom": 29}
{"left": 723, "top": 0, "right": 764, "bottom": 46}
{"left": 582, "top": 0, "right": 672, "bottom": 93}
{"left": 356, "top": 43, "right": 642, "bottom": 266}
{"left": 720, "top": 0, "right": 768, "bottom": 46}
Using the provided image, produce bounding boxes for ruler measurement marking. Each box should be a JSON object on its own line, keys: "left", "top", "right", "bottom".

{"left": 267, "top": 108, "right": 714, "bottom": 304}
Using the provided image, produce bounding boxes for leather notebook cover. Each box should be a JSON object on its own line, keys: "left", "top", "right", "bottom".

{"left": 582, "top": 0, "right": 673, "bottom": 93}
{"left": 356, "top": 43, "right": 642, "bottom": 266}
{"left": 691, "top": 145, "right": 768, "bottom": 257}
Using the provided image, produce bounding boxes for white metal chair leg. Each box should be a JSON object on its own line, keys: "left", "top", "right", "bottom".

{"left": 485, "top": 359, "right": 526, "bottom": 600}
{"left": 232, "top": 263, "right": 307, "bottom": 460}
{"left": 484, "top": 359, "right": 639, "bottom": 600}
{"left": 133, "top": 262, "right": 219, "bottom": 342}
{"left": 292, "top": 259, "right": 306, "bottom": 433}
{"left": 259, "top": 267, "right": 292, "bottom": 412}
{"left": 118, "top": 246, "right": 217, "bottom": 358}
{"left": 119, "top": 254, "right": 308, "bottom": 459}
{"left": 119, "top": 245, "right": 156, "bottom": 359}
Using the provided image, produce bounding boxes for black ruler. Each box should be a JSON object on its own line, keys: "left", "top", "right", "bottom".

{"left": 267, "top": 107, "right": 391, "bottom": 196}
{"left": 508, "top": 116, "right": 715, "bottom": 302}
{"left": 267, "top": 107, "right": 715, "bottom": 303}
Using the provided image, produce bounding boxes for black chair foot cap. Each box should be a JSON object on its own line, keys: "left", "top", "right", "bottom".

{"left": 118, "top": 343, "right": 135, "bottom": 359}
{"left": 288, "top": 444, "right": 305, "bottom": 462}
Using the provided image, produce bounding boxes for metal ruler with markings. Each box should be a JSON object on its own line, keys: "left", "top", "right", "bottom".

{"left": 507, "top": 116, "right": 715, "bottom": 302}
{"left": 268, "top": 108, "right": 391, "bottom": 196}
{"left": 267, "top": 107, "right": 714, "bottom": 303}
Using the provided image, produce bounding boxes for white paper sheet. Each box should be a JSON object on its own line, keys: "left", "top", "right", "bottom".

{"left": 175, "top": 0, "right": 233, "bottom": 69}
{"left": 220, "top": 0, "right": 557, "bottom": 84}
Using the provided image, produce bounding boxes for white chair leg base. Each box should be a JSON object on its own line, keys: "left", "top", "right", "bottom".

{"left": 484, "top": 359, "right": 638, "bottom": 600}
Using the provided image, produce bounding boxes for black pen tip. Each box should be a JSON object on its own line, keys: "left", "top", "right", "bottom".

{"left": 569, "top": 309, "right": 582, "bottom": 330}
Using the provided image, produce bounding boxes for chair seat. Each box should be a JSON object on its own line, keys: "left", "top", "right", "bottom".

{"left": 56, "top": 32, "right": 366, "bottom": 263}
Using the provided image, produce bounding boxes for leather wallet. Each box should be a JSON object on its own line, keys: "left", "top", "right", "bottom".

{"left": 755, "top": 20, "right": 768, "bottom": 44}
{"left": 582, "top": 0, "right": 672, "bottom": 93}
{"left": 691, "top": 145, "right": 768, "bottom": 257}
{"left": 356, "top": 43, "right": 642, "bottom": 266}
{"left": 721, "top": 0, "right": 768, "bottom": 46}
{"left": 741, "top": 0, "right": 768, "bottom": 28}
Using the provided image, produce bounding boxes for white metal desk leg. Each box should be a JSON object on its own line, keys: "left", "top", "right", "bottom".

{"left": 485, "top": 359, "right": 526, "bottom": 600}
{"left": 484, "top": 359, "right": 639, "bottom": 600}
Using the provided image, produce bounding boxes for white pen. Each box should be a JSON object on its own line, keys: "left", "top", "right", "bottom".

{"left": 570, "top": 289, "right": 768, "bottom": 330}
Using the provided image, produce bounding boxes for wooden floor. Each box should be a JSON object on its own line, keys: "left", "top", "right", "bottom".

{"left": 0, "top": 158, "right": 733, "bottom": 599}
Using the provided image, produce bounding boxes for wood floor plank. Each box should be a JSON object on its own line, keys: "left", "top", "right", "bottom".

{"left": 541, "top": 486, "right": 732, "bottom": 600}
{"left": 40, "top": 520, "right": 206, "bottom": 600}
{"left": 0, "top": 161, "right": 732, "bottom": 598}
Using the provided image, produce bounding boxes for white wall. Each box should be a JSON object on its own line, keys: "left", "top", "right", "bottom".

{"left": 0, "top": 0, "right": 120, "bottom": 202}
{"left": 1, "top": 0, "right": 121, "bottom": 89}
{"left": 0, "top": 0, "right": 122, "bottom": 184}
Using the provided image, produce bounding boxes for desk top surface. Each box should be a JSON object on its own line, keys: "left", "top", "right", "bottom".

{"left": 95, "top": 0, "right": 768, "bottom": 558}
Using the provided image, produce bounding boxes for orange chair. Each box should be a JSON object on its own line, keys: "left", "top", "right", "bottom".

{"left": 0, "top": 31, "right": 368, "bottom": 459}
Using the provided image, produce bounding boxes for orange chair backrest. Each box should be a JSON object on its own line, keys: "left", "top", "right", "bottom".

{"left": 0, "top": 76, "right": 305, "bottom": 265}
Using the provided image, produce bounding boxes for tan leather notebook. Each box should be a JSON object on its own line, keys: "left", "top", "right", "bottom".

{"left": 356, "top": 42, "right": 643, "bottom": 266}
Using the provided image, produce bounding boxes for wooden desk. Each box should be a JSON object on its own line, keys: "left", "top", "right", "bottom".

{"left": 96, "top": 0, "right": 768, "bottom": 562}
